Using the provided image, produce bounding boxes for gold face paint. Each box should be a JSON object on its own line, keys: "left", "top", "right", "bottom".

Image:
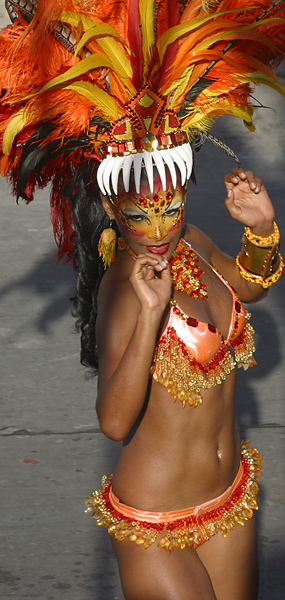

{"left": 113, "top": 186, "right": 185, "bottom": 242}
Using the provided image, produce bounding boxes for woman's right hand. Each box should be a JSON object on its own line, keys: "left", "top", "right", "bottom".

{"left": 129, "top": 253, "right": 172, "bottom": 314}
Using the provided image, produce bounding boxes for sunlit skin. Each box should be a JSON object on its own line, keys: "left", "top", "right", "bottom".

{"left": 97, "top": 168, "right": 275, "bottom": 600}
{"left": 103, "top": 174, "right": 187, "bottom": 261}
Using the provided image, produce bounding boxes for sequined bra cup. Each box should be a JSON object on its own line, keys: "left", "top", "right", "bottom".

{"left": 150, "top": 250, "right": 256, "bottom": 408}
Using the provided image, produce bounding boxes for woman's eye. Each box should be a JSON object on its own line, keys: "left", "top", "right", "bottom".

{"left": 164, "top": 206, "right": 180, "bottom": 217}
{"left": 124, "top": 214, "right": 148, "bottom": 222}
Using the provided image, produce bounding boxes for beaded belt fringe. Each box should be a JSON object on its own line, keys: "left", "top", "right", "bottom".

{"left": 85, "top": 442, "right": 262, "bottom": 550}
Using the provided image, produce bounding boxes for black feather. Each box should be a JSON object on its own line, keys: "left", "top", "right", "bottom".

{"left": 193, "top": 130, "right": 240, "bottom": 165}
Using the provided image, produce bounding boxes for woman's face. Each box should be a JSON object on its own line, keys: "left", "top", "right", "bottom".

{"left": 105, "top": 173, "right": 187, "bottom": 260}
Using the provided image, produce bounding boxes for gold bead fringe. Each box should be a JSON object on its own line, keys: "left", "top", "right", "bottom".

{"left": 150, "top": 310, "right": 255, "bottom": 407}
{"left": 85, "top": 443, "right": 262, "bottom": 551}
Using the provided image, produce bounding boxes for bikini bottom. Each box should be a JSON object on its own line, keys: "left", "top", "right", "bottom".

{"left": 85, "top": 442, "right": 262, "bottom": 551}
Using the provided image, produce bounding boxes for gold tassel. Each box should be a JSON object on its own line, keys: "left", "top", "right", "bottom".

{"left": 98, "top": 228, "right": 117, "bottom": 269}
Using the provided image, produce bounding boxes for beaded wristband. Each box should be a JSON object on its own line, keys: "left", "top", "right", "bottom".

{"left": 244, "top": 221, "right": 280, "bottom": 246}
{"left": 241, "top": 236, "right": 280, "bottom": 275}
{"left": 236, "top": 251, "right": 284, "bottom": 288}
{"left": 236, "top": 221, "right": 283, "bottom": 287}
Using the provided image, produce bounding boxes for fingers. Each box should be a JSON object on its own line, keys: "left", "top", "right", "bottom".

{"left": 224, "top": 169, "right": 263, "bottom": 195}
{"left": 129, "top": 252, "right": 172, "bottom": 311}
{"left": 130, "top": 253, "right": 169, "bottom": 283}
{"left": 134, "top": 253, "right": 168, "bottom": 273}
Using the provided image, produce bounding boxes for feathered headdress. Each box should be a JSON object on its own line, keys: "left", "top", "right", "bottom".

{"left": 1, "top": 0, "right": 285, "bottom": 256}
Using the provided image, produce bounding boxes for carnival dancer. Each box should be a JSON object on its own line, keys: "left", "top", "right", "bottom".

{"left": 0, "top": 1, "right": 284, "bottom": 598}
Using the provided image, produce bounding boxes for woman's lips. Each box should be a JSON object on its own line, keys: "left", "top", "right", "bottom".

{"left": 146, "top": 243, "right": 170, "bottom": 255}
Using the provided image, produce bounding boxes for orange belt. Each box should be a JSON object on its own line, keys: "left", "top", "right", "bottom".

{"left": 109, "top": 461, "right": 244, "bottom": 523}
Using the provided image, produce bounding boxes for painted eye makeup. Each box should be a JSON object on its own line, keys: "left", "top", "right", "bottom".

{"left": 164, "top": 198, "right": 183, "bottom": 217}
{"left": 121, "top": 210, "right": 149, "bottom": 223}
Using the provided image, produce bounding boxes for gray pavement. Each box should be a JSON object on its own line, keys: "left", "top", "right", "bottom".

{"left": 0, "top": 3, "right": 284, "bottom": 599}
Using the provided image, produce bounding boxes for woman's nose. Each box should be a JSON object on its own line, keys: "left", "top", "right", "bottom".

{"left": 146, "top": 219, "right": 168, "bottom": 241}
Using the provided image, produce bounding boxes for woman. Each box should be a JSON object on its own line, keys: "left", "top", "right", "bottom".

{"left": 0, "top": 1, "right": 284, "bottom": 599}
{"left": 84, "top": 164, "right": 280, "bottom": 600}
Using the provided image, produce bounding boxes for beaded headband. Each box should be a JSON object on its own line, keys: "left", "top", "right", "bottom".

{"left": 96, "top": 85, "right": 193, "bottom": 194}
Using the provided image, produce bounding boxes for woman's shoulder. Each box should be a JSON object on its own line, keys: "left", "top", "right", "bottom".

{"left": 96, "top": 251, "right": 142, "bottom": 360}
{"left": 97, "top": 249, "right": 141, "bottom": 319}
{"left": 183, "top": 224, "right": 215, "bottom": 263}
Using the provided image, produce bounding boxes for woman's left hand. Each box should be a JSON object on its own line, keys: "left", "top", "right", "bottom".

{"left": 224, "top": 168, "right": 275, "bottom": 235}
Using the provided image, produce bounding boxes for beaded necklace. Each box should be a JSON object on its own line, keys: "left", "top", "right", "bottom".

{"left": 169, "top": 238, "right": 208, "bottom": 300}
{"left": 119, "top": 237, "right": 208, "bottom": 300}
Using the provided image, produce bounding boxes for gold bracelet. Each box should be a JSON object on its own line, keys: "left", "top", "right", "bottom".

{"left": 244, "top": 221, "right": 280, "bottom": 246}
{"left": 240, "top": 236, "right": 280, "bottom": 278}
{"left": 236, "top": 220, "right": 283, "bottom": 287}
{"left": 236, "top": 252, "right": 284, "bottom": 288}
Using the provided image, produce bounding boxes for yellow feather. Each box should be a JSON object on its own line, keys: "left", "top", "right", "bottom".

{"left": 181, "top": 100, "right": 253, "bottom": 133}
{"left": 157, "top": 8, "right": 241, "bottom": 61}
{"left": 23, "top": 55, "right": 134, "bottom": 100}
{"left": 189, "top": 18, "right": 284, "bottom": 55}
{"left": 58, "top": 11, "right": 98, "bottom": 32}
{"left": 59, "top": 17, "right": 133, "bottom": 90}
{"left": 91, "top": 37, "right": 133, "bottom": 82}
{"left": 181, "top": 111, "right": 214, "bottom": 131}
{"left": 3, "top": 109, "right": 29, "bottom": 155}
{"left": 244, "top": 121, "right": 256, "bottom": 132}
{"left": 167, "top": 66, "right": 195, "bottom": 107}
{"left": 65, "top": 82, "right": 120, "bottom": 119}
{"left": 75, "top": 23, "right": 128, "bottom": 55}
{"left": 139, "top": 0, "right": 155, "bottom": 79}
{"left": 208, "top": 103, "right": 253, "bottom": 123}
{"left": 238, "top": 72, "right": 285, "bottom": 98}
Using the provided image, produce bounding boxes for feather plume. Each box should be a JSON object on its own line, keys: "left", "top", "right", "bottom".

{"left": 1, "top": 0, "right": 285, "bottom": 257}
{"left": 126, "top": 0, "right": 144, "bottom": 89}
{"left": 65, "top": 82, "right": 120, "bottom": 119}
{"left": 139, "top": 0, "right": 155, "bottom": 80}
{"left": 2, "top": 109, "right": 29, "bottom": 155}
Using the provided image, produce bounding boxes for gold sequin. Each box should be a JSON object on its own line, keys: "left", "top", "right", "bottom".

{"left": 85, "top": 444, "right": 262, "bottom": 551}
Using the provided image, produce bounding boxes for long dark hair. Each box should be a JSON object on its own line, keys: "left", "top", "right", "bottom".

{"left": 15, "top": 123, "right": 114, "bottom": 373}
{"left": 65, "top": 160, "right": 114, "bottom": 373}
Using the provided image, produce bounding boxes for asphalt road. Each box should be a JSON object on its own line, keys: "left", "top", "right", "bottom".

{"left": 0, "top": 3, "right": 284, "bottom": 599}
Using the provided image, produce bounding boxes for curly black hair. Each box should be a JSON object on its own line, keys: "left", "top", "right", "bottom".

{"left": 65, "top": 161, "right": 117, "bottom": 373}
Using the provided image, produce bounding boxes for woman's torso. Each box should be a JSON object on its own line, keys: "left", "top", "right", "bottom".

{"left": 100, "top": 234, "right": 247, "bottom": 511}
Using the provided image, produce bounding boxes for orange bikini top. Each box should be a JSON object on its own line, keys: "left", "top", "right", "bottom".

{"left": 150, "top": 248, "right": 256, "bottom": 408}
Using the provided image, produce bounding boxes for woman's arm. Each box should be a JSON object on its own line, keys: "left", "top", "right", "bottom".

{"left": 189, "top": 169, "right": 279, "bottom": 303}
{"left": 96, "top": 253, "right": 171, "bottom": 441}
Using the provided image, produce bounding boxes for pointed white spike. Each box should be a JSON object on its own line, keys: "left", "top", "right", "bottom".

{"left": 168, "top": 147, "right": 186, "bottom": 186}
{"left": 160, "top": 149, "right": 177, "bottom": 189}
{"left": 111, "top": 156, "right": 124, "bottom": 195}
{"left": 182, "top": 142, "right": 193, "bottom": 161}
{"left": 153, "top": 150, "right": 166, "bottom": 190}
{"left": 103, "top": 156, "right": 116, "bottom": 196}
{"left": 175, "top": 144, "right": 193, "bottom": 180}
{"left": 97, "top": 158, "right": 107, "bottom": 195}
{"left": 122, "top": 154, "right": 134, "bottom": 192}
{"left": 181, "top": 142, "right": 193, "bottom": 166}
{"left": 143, "top": 151, "right": 154, "bottom": 193}
{"left": 134, "top": 153, "right": 143, "bottom": 193}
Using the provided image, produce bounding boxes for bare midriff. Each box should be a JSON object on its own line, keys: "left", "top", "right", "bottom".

{"left": 112, "top": 373, "right": 240, "bottom": 511}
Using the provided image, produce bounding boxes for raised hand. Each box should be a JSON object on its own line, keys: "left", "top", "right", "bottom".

{"left": 129, "top": 253, "right": 172, "bottom": 315}
{"left": 224, "top": 168, "right": 275, "bottom": 235}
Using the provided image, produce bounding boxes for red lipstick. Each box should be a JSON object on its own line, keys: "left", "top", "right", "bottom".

{"left": 146, "top": 243, "right": 170, "bottom": 255}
